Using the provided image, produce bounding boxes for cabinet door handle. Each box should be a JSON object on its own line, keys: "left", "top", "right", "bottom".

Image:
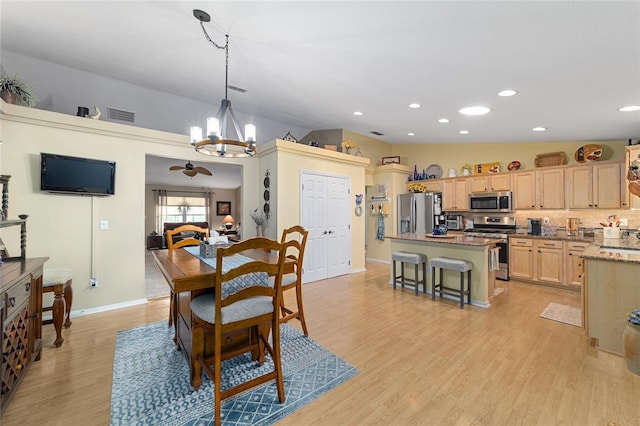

{"left": 569, "top": 253, "right": 573, "bottom": 256}
{"left": 25, "top": 282, "right": 30, "bottom": 292}
{"left": 9, "top": 297, "right": 16, "bottom": 307}
{"left": 328, "top": 230, "right": 334, "bottom": 234}
{"left": 323, "top": 231, "right": 328, "bottom": 235}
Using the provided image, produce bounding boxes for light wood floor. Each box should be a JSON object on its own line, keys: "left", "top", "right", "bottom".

{"left": 3, "top": 262, "right": 639, "bottom": 425}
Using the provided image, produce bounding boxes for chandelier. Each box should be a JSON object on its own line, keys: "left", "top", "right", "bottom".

{"left": 189, "top": 9, "right": 256, "bottom": 158}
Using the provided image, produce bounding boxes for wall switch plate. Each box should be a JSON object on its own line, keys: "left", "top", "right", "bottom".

{"left": 100, "top": 220, "right": 109, "bottom": 230}
{"left": 620, "top": 218, "right": 629, "bottom": 227}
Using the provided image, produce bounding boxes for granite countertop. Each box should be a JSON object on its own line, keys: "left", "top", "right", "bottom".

{"left": 387, "top": 233, "right": 502, "bottom": 247}
{"left": 511, "top": 230, "right": 640, "bottom": 263}
{"left": 581, "top": 235, "right": 640, "bottom": 264}
{"left": 510, "top": 231, "right": 595, "bottom": 242}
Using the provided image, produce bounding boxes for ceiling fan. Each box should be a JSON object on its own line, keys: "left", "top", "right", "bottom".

{"left": 169, "top": 161, "right": 212, "bottom": 177}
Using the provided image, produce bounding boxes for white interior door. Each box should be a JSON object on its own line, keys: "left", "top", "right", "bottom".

{"left": 301, "top": 171, "right": 351, "bottom": 283}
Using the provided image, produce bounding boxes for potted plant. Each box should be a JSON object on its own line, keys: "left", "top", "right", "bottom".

{"left": 623, "top": 310, "right": 640, "bottom": 375}
{"left": 0, "top": 71, "right": 37, "bottom": 106}
{"left": 461, "top": 163, "right": 473, "bottom": 176}
{"left": 249, "top": 208, "right": 268, "bottom": 236}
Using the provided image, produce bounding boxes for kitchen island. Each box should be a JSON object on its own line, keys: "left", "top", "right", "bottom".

{"left": 387, "top": 233, "right": 503, "bottom": 307}
{"left": 581, "top": 236, "right": 640, "bottom": 355}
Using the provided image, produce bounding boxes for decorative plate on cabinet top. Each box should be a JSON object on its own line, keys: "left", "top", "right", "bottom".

{"left": 574, "top": 144, "right": 603, "bottom": 163}
{"left": 507, "top": 160, "right": 521, "bottom": 171}
{"left": 426, "top": 164, "right": 442, "bottom": 179}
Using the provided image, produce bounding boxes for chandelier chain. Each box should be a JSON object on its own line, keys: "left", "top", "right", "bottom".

{"left": 198, "top": 21, "right": 230, "bottom": 106}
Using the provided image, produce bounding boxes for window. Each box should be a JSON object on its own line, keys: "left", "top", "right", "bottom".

{"left": 164, "top": 195, "right": 207, "bottom": 223}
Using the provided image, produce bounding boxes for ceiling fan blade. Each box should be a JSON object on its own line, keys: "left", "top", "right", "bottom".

{"left": 169, "top": 165, "right": 185, "bottom": 171}
{"left": 194, "top": 166, "right": 212, "bottom": 176}
{"left": 183, "top": 169, "right": 197, "bottom": 177}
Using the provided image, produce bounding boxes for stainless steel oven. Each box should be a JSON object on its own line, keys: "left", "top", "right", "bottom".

{"left": 463, "top": 216, "right": 516, "bottom": 281}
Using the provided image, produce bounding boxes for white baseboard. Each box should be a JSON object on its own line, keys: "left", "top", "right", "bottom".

{"left": 63, "top": 298, "right": 148, "bottom": 319}
{"left": 366, "top": 257, "right": 391, "bottom": 265}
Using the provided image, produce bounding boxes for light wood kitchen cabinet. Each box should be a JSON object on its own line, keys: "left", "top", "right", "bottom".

{"left": 624, "top": 146, "right": 639, "bottom": 209}
{"left": 442, "top": 178, "right": 468, "bottom": 211}
{"left": 535, "top": 239, "right": 564, "bottom": 284}
{"left": 509, "top": 238, "right": 534, "bottom": 280}
{"left": 468, "top": 173, "right": 511, "bottom": 193}
{"left": 509, "top": 237, "right": 564, "bottom": 285}
{"left": 564, "top": 241, "right": 589, "bottom": 289}
{"left": 512, "top": 168, "right": 564, "bottom": 210}
{"left": 404, "top": 179, "right": 443, "bottom": 193}
{"left": 423, "top": 180, "right": 443, "bottom": 192}
{"left": 566, "top": 162, "right": 622, "bottom": 209}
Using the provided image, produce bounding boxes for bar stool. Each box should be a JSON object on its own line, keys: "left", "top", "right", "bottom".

{"left": 392, "top": 251, "right": 427, "bottom": 295}
{"left": 430, "top": 257, "right": 472, "bottom": 309}
{"left": 43, "top": 268, "right": 73, "bottom": 347}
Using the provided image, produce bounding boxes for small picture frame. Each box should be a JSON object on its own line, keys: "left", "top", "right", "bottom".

{"left": 381, "top": 156, "right": 400, "bottom": 165}
{"left": 216, "top": 201, "right": 231, "bottom": 216}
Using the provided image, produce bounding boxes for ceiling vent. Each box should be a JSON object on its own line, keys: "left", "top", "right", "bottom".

{"left": 107, "top": 107, "right": 135, "bottom": 123}
{"left": 370, "top": 131, "right": 384, "bottom": 136}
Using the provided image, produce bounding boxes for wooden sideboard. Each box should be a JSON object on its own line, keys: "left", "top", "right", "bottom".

{"left": 1, "top": 257, "right": 49, "bottom": 410}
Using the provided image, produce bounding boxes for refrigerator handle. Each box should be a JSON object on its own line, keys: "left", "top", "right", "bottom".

{"left": 411, "top": 197, "right": 416, "bottom": 233}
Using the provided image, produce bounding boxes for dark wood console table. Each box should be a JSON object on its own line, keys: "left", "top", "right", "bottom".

{"left": 0, "top": 257, "right": 49, "bottom": 410}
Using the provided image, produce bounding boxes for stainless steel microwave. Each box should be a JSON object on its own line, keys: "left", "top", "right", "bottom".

{"left": 469, "top": 191, "right": 513, "bottom": 213}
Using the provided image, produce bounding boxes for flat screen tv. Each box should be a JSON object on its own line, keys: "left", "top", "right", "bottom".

{"left": 40, "top": 153, "right": 116, "bottom": 196}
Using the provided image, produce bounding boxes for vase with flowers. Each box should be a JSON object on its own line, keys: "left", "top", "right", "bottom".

{"left": 623, "top": 310, "right": 640, "bottom": 375}
{"left": 250, "top": 208, "right": 268, "bottom": 237}
{"left": 341, "top": 139, "right": 356, "bottom": 155}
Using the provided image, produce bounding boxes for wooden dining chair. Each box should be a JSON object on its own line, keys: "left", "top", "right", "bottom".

{"left": 189, "top": 237, "right": 289, "bottom": 425}
{"left": 278, "top": 225, "right": 310, "bottom": 335}
{"left": 166, "top": 224, "right": 209, "bottom": 326}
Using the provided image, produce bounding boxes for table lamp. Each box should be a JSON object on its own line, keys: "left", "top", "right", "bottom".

{"left": 223, "top": 215, "right": 235, "bottom": 230}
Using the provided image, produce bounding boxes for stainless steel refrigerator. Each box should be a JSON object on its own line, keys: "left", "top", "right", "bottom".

{"left": 397, "top": 192, "right": 442, "bottom": 234}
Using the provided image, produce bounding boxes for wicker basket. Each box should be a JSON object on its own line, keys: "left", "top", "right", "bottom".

{"left": 535, "top": 152, "right": 565, "bottom": 167}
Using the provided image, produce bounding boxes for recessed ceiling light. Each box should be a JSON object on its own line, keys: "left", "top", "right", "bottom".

{"left": 353, "top": 111, "right": 364, "bottom": 116}
{"left": 532, "top": 126, "right": 547, "bottom": 132}
{"left": 438, "top": 118, "right": 449, "bottom": 123}
{"left": 459, "top": 106, "right": 491, "bottom": 116}
{"left": 459, "top": 130, "right": 469, "bottom": 135}
{"left": 618, "top": 105, "right": 640, "bottom": 112}
{"left": 408, "top": 103, "right": 421, "bottom": 109}
{"left": 498, "top": 89, "right": 518, "bottom": 97}
{"left": 408, "top": 132, "right": 415, "bottom": 136}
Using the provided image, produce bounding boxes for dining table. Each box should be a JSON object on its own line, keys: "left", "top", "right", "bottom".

{"left": 152, "top": 246, "right": 292, "bottom": 389}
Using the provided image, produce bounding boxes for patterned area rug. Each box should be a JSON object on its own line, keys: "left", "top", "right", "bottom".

{"left": 540, "top": 302, "right": 582, "bottom": 327}
{"left": 110, "top": 322, "right": 358, "bottom": 425}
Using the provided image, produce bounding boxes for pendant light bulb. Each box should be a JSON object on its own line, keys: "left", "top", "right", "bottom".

{"left": 245, "top": 124, "right": 256, "bottom": 142}
{"left": 190, "top": 126, "right": 203, "bottom": 145}
{"left": 207, "top": 117, "right": 220, "bottom": 138}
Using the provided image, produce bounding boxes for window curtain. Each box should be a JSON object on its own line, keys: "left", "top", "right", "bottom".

{"left": 205, "top": 191, "right": 213, "bottom": 225}
{"left": 155, "top": 189, "right": 168, "bottom": 233}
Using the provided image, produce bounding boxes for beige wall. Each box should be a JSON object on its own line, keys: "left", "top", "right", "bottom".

{"left": 260, "top": 140, "right": 370, "bottom": 271}
{"left": 0, "top": 101, "right": 259, "bottom": 312}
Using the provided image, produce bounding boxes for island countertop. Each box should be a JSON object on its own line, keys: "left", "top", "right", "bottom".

{"left": 581, "top": 236, "right": 640, "bottom": 264}
{"left": 387, "top": 233, "right": 503, "bottom": 247}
